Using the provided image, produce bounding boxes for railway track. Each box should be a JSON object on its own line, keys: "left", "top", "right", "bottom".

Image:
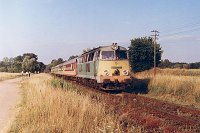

{"left": 76, "top": 86, "right": 200, "bottom": 132}
{"left": 106, "top": 93, "right": 200, "bottom": 132}
{"left": 55, "top": 76, "right": 200, "bottom": 132}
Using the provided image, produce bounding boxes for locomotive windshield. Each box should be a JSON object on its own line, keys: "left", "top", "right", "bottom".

{"left": 102, "top": 51, "right": 114, "bottom": 60}
{"left": 101, "top": 50, "right": 128, "bottom": 60}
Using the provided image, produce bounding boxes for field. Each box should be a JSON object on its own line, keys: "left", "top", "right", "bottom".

{"left": 10, "top": 74, "right": 141, "bottom": 133}
{"left": 0, "top": 72, "right": 21, "bottom": 81}
{"left": 135, "top": 68, "right": 200, "bottom": 109}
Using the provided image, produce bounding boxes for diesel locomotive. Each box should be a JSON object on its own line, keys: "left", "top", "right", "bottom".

{"left": 51, "top": 43, "right": 131, "bottom": 90}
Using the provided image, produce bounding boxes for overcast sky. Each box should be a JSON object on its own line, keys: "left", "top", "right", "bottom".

{"left": 0, "top": 0, "right": 200, "bottom": 64}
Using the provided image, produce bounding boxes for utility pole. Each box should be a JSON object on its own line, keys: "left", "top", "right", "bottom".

{"left": 151, "top": 30, "right": 159, "bottom": 75}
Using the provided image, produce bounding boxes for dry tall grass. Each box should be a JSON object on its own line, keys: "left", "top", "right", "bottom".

{"left": 0, "top": 72, "right": 20, "bottom": 81}
{"left": 10, "top": 74, "right": 141, "bottom": 133}
{"left": 135, "top": 68, "right": 200, "bottom": 108}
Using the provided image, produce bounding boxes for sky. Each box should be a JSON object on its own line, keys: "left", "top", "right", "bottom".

{"left": 0, "top": 0, "right": 200, "bottom": 64}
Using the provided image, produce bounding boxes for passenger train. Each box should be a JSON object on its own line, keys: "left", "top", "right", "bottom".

{"left": 51, "top": 43, "right": 131, "bottom": 90}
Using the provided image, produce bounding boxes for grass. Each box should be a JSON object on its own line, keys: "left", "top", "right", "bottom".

{"left": 12, "top": 69, "right": 199, "bottom": 132}
{"left": 135, "top": 68, "right": 200, "bottom": 108}
{"left": 10, "top": 74, "right": 141, "bottom": 133}
{"left": 0, "top": 72, "right": 21, "bottom": 81}
{"left": 7, "top": 69, "right": 200, "bottom": 132}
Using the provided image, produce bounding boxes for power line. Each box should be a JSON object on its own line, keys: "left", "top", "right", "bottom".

{"left": 157, "top": 14, "right": 200, "bottom": 33}
{"left": 161, "top": 26, "right": 200, "bottom": 38}
{"left": 161, "top": 21, "right": 200, "bottom": 34}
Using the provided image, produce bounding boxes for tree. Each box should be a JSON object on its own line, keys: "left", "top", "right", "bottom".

{"left": 22, "top": 53, "right": 38, "bottom": 60}
{"left": 128, "top": 37, "right": 162, "bottom": 72}
{"left": 45, "top": 58, "right": 64, "bottom": 73}
{"left": 158, "top": 59, "right": 172, "bottom": 68}
{"left": 35, "top": 62, "right": 46, "bottom": 72}
{"left": 50, "top": 58, "right": 64, "bottom": 67}
{"left": 14, "top": 55, "right": 23, "bottom": 62}
{"left": 22, "top": 56, "right": 37, "bottom": 72}
{"left": 2, "top": 57, "right": 10, "bottom": 67}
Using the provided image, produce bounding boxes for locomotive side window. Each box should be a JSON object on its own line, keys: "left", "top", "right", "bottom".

{"left": 88, "top": 52, "right": 95, "bottom": 61}
{"left": 102, "top": 51, "right": 114, "bottom": 60}
{"left": 79, "top": 57, "right": 83, "bottom": 63}
{"left": 116, "top": 50, "right": 128, "bottom": 60}
{"left": 83, "top": 55, "right": 88, "bottom": 62}
{"left": 94, "top": 51, "right": 100, "bottom": 60}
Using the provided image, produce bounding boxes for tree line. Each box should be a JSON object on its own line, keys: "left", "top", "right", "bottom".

{"left": 159, "top": 59, "right": 200, "bottom": 69}
{"left": 0, "top": 53, "right": 45, "bottom": 73}
{"left": 0, "top": 37, "right": 199, "bottom": 73}
{"left": 0, "top": 54, "right": 76, "bottom": 73}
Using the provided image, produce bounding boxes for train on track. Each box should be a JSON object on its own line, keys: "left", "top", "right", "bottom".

{"left": 51, "top": 43, "right": 132, "bottom": 90}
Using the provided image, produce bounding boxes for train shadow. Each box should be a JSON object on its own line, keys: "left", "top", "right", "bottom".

{"left": 124, "top": 77, "right": 150, "bottom": 94}
{"left": 103, "top": 77, "right": 150, "bottom": 94}
{"left": 104, "top": 90, "right": 123, "bottom": 94}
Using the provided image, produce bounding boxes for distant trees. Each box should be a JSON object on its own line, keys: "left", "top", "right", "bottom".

{"left": 0, "top": 57, "right": 19, "bottom": 72}
{"left": 44, "top": 58, "right": 64, "bottom": 73}
{"left": 68, "top": 55, "right": 78, "bottom": 61}
{"left": 158, "top": 59, "right": 172, "bottom": 68}
{"left": 158, "top": 59, "right": 200, "bottom": 69}
{"left": 128, "top": 37, "right": 162, "bottom": 72}
{"left": 49, "top": 58, "right": 64, "bottom": 67}
{"left": 0, "top": 53, "right": 46, "bottom": 73}
{"left": 189, "top": 62, "right": 200, "bottom": 69}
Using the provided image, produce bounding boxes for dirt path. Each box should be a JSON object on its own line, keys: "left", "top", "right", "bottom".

{"left": 0, "top": 78, "right": 21, "bottom": 133}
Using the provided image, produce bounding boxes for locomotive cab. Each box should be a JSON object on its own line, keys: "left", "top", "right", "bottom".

{"left": 101, "top": 44, "right": 128, "bottom": 61}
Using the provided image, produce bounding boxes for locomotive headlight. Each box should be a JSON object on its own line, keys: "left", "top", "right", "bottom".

{"left": 104, "top": 70, "right": 109, "bottom": 76}
{"left": 111, "top": 43, "right": 118, "bottom": 50}
{"left": 123, "top": 70, "right": 129, "bottom": 76}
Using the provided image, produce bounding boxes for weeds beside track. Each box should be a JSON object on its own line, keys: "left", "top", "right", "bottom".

{"left": 50, "top": 74, "right": 200, "bottom": 132}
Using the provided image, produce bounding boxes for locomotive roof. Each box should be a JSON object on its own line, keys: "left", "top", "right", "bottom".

{"left": 52, "top": 44, "right": 127, "bottom": 69}
{"left": 81, "top": 45, "right": 127, "bottom": 56}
